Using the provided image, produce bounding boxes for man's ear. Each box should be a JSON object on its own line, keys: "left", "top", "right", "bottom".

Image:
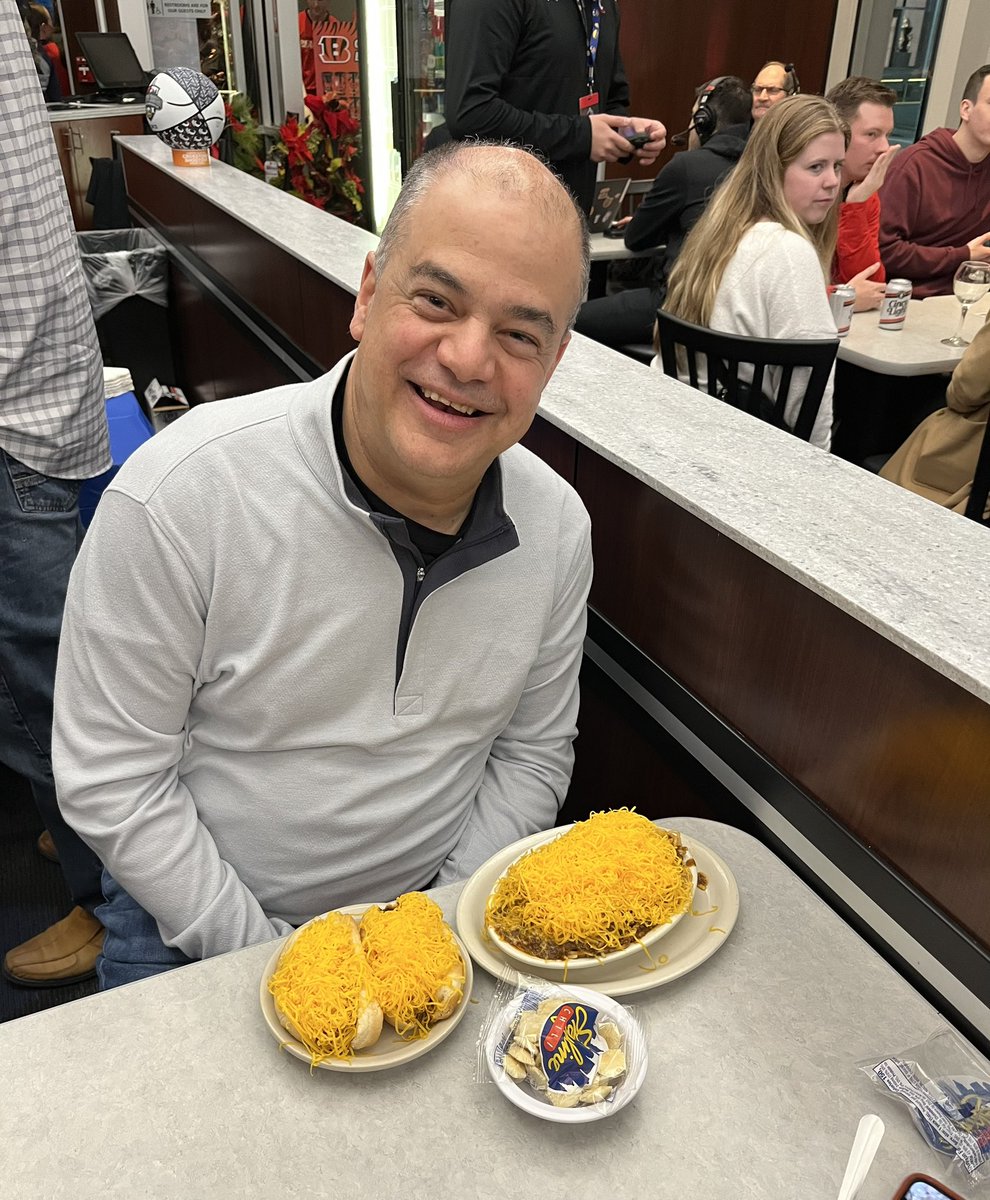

{"left": 349, "top": 251, "right": 378, "bottom": 342}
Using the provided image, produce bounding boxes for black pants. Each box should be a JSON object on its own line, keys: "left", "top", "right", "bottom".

{"left": 574, "top": 287, "right": 657, "bottom": 351}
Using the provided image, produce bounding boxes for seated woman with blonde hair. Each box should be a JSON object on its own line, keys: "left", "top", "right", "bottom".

{"left": 879, "top": 312, "right": 990, "bottom": 518}
{"left": 659, "top": 94, "right": 847, "bottom": 450}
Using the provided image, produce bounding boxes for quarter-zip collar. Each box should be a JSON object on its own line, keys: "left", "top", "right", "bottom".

{"left": 287, "top": 355, "right": 521, "bottom": 693}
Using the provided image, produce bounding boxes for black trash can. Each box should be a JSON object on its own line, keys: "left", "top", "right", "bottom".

{"left": 77, "top": 229, "right": 176, "bottom": 406}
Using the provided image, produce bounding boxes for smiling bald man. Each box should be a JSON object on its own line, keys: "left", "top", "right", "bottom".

{"left": 53, "top": 143, "right": 594, "bottom": 989}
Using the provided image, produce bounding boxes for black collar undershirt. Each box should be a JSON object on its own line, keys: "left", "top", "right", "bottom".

{"left": 331, "top": 375, "right": 461, "bottom": 566}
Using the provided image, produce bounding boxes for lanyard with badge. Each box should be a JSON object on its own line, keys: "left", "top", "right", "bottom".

{"left": 575, "top": 0, "right": 603, "bottom": 114}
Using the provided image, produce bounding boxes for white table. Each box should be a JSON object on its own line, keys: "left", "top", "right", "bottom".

{"left": 588, "top": 232, "right": 663, "bottom": 262}
{"left": 0, "top": 818, "right": 980, "bottom": 1200}
{"left": 838, "top": 294, "right": 990, "bottom": 376}
{"left": 586, "top": 234, "right": 663, "bottom": 301}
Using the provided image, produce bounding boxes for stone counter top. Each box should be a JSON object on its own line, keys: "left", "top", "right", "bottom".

{"left": 116, "top": 134, "right": 378, "bottom": 295}
{"left": 48, "top": 102, "right": 146, "bottom": 120}
{"left": 116, "top": 134, "right": 990, "bottom": 704}
{"left": 0, "top": 820, "right": 969, "bottom": 1199}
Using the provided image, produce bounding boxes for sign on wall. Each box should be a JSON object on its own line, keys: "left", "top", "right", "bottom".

{"left": 147, "top": 0, "right": 213, "bottom": 18}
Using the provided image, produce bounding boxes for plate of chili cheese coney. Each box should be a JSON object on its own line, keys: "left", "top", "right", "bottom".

{"left": 456, "top": 810, "right": 739, "bottom": 997}
{"left": 259, "top": 892, "right": 473, "bottom": 1072}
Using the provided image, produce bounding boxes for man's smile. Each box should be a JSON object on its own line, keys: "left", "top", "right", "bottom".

{"left": 413, "top": 382, "right": 484, "bottom": 418}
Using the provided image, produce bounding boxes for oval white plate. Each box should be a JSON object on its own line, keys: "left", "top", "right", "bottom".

{"left": 259, "top": 902, "right": 473, "bottom": 1072}
{"left": 486, "top": 841, "right": 698, "bottom": 972}
{"left": 457, "top": 828, "right": 738, "bottom": 997}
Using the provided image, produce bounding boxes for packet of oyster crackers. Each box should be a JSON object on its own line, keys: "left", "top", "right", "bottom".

{"left": 860, "top": 1027, "right": 990, "bottom": 1188}
{"left": 476, "top": 973, "right": 649, "bottom": 1111}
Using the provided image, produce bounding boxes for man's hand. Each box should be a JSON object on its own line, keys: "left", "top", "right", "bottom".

{"left": 848, "top": 262, "right": 886, "bottom": 312}
{"left": 966, "top": 232, "right": 990, "bottom": 261}
{"left": 845, "top": 144, "right": 900, "bottom": 204}
{"left": 622, "top": 117, "right": 666, "bottom": 166}
{"left": 589, "top": 113, "right": 666, "bottom": 164}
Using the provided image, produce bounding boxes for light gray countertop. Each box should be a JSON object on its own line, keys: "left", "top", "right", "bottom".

{"left": 0, "top": 820, "right": 974, "bottom": 1200}
{"left": 48, "top": 102, "right": 146, "bottom": 120}
{"left": 116, "top": 135, "right": 990, "bottom": 704}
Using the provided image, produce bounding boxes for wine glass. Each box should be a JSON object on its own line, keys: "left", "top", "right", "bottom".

{"left": 941, "top": 260, "right": 990, "bottom": 347}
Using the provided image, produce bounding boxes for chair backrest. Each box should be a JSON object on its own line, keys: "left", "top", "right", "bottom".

{"left": 965, "top": 414, "right": 990, "bottom": 525}
{"left": 621, "top": 178, "right": 652, "bottom": 218}
{"left": 656, "top": 310, "right": 839, "bottom": 443}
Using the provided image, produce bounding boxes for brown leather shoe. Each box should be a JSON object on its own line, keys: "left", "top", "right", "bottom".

{"left": 36, "top": 829, "right": 59, "bottom": 863}
{"left": 2, "top": 907, "right": 103, "bottom": 988}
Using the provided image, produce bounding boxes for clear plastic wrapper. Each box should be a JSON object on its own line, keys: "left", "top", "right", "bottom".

{"left": 476, "top": 973, "right": 649, "bottom": 1123}
{"left": 860, "top": 1027, "right": 990, "bottom": 1188}
{"left": 77, "top": 230, "right": 168, "bottom": 320}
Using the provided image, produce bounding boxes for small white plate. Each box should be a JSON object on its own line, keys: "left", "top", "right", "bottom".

{"left": 259, "top": 902, "right": 474, "bottom": 1072}
{"left": 457, "top": 828, "right": 739, "bottom": 997}
{"left": 486, "top": 844, "right": 698, "bottom": 973}
{"left": 485, "top": 983, "right": 648, "bottom": 1122}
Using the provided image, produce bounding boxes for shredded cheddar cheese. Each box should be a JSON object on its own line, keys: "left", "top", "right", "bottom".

{"left": 360, "top": 893, "right": 464, "bottom": 1041}
{"left": 486, "top": 809, "right": 694, "bottom": 959}
{"left": 268, "top": 911, "right": 374, "bottom": 1067}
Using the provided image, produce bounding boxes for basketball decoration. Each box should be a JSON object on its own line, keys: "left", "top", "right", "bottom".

{"left": 145, "top": 68, "right": 225, "bottom": 166}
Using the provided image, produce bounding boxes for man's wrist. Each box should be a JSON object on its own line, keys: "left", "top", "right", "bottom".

{"left": 844, "top": 181, "right": 872, "bottom": 204}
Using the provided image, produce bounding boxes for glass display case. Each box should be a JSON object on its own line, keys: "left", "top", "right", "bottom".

{"left": 393, "top": 0, "right": 445, "bottom": 173}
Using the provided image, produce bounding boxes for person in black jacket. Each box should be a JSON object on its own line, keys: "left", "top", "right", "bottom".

{"left": 575, "top": 76, "right": 752, "bottom": 351}
{"left": 443, "top": 0, "right": 665, "bottom": 212}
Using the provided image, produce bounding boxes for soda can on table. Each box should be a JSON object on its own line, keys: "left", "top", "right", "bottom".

{"left": 879, "top": 278, "right": 912, "bottom": 331}
{"left": 828, "top": 284, "right": 856, "bottom": 337}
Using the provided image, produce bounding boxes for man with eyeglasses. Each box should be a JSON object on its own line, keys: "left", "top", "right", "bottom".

{"left": 750, "top": 61, "right": 797, "bottom": 120}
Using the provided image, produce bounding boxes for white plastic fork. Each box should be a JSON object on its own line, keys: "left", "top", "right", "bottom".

{"left": 836, "top": 1113, "right": 886, "bottom": 1200}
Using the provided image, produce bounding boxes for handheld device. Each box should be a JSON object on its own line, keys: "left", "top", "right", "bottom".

{"left": 604, "top": 222, "right": 625, "bottom": 238}
{"left": 890, "top": 1173, "right": 967, "bottom": 1200}
{"left": 622, "top": 130, "right": 650, "bottom": 151}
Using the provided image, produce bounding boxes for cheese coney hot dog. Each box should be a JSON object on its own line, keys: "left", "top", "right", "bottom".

{"left": 359, "top": 892, "right": 465, "bottom": 1040}
{"left": 268, "top": 911, "right": 383, "bottom": 1066}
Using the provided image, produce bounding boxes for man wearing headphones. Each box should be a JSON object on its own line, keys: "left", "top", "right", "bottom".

{"left": 751, "top": 61, "right": 799, "bottom": 120}
{"left": 574, "top": 75, "right": 752, "bottom": 351}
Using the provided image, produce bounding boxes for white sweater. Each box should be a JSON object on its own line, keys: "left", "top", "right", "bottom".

{"left": 53, "top": 359, "right": 592, "bottom": 960}
{"left": 657, "top": 221, "right": 837, "bottom": 450}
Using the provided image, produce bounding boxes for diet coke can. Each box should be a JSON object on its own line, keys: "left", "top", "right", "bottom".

{"left": 879, "top": 278, "right": 912, "bottom": 331}
{"left": 828, "top": 284, "right": 856, "bottom": 337}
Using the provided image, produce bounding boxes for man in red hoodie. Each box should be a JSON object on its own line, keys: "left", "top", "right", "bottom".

{"left": 827, "top": 76, "right": 899, "bottom": 311}
{"left": 879, "top": 64, "right": 990, "bottom": 298}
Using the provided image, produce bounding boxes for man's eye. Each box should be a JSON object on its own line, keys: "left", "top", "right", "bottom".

{"left": 508, "top": 330, "right": 539, "bottom": 348}
{"left": 413, "top": 291, "right": 444, "bottom": 306}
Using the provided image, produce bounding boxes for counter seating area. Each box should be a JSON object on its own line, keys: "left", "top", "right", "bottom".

{"left": 114, "top": 136, "right": 990, "bottom": 1049}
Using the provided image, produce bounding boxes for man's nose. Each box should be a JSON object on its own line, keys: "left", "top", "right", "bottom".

{"left": 437, "top": 318, "right": 496, "bottom": 383}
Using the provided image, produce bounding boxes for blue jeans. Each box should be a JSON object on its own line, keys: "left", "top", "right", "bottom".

{"left": 96, "top": 870, "right": 197, "bottom": 989}
{"left": 0, "top": 448, "right": 103, "bottom": 912}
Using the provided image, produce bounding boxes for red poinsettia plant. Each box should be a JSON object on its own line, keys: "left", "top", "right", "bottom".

{"left": 268, "top": 92, "right": 364, "bottom": 223}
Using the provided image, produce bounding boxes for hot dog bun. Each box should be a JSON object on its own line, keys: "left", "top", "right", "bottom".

{"left": 359, "top": 893, "right": 465, "bottom": 1039}
{"left": 268, "top": 911, "right": 383, "bottom": 1064}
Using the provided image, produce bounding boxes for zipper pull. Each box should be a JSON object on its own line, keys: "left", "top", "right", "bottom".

{"left": 416, "top": 566, "right": 425, "bottom": 582}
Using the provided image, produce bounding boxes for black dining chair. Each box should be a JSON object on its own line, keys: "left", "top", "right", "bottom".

{"left": 655, "top": 310, "right": 839, "bottom": 443}
{"left": 964, "top": 417, "right": 990, "bottom": 525}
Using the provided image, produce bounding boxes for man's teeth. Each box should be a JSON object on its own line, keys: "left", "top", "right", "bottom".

{"left": 421, "top": 388, "right": 477, "bottom": 416}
